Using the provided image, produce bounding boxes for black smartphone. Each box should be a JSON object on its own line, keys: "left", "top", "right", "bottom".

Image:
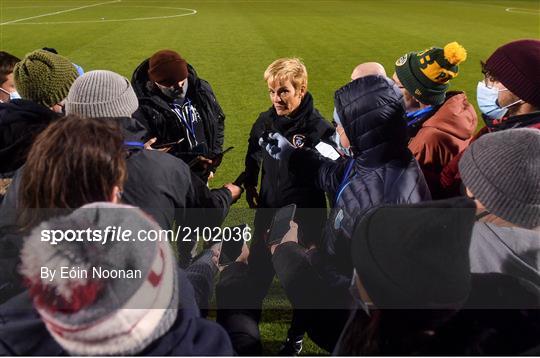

{"left": 152, "top": 138, "right": 184, "bottom": 149}
{"left": 266, "top": 204, "right": 296, "bottom": 246}
{"left": 218, "top": 224, "right": 247, "bottom": 266}
{"left": 233, "top": 172, "right": 247, "bottom": 187}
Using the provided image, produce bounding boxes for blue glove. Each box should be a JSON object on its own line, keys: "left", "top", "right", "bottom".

{"left": 259, "top": 132, "right": 295, "bottom": 161}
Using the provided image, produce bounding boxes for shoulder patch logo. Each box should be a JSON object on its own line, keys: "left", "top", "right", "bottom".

{"left": 292, "top": 134, "right": 306, "bottom": 148}
{"left": 396, "top": 54, "right": 408, "bottom": 66}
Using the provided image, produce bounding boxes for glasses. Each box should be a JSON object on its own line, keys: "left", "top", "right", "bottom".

{"left": 483, "top": 73, "right": 498, "bottom": 89}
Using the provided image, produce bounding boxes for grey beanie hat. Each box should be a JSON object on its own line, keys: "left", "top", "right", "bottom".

{"left": 459, "top": 128, "right": 540, "bottom": 229}
{"left": 66, "top": 70, "right": 139, "bottom": 118}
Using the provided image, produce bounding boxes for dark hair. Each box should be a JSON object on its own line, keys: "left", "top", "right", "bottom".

{"left": 0, "top": 51, "right": 21, "bottom": 85}
{"left": 480, "top": 60, "right": 496, "bottom": 82}
{"left": 18, "top": 115, "right": 127, "bottom": 230}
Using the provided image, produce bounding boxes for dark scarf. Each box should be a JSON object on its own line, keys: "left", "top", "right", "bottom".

{"left": 268, "top": 92, "right": 315, "bottom": 137}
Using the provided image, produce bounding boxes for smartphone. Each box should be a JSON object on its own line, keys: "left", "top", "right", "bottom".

{"left": 266, "top": 204, "right": 297, "bottom": 246}
{"left": 152, "top": 138, "right": 184, "bottom": 149}
{"left": 233, "top": 172, "right": 247, "bottom": 187}
{"left": 218, "top": 224, "right": 247, "bottom": 266}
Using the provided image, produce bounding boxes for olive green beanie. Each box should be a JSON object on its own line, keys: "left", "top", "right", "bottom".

{"left": 14, "top": 49, "right": 78, "bottom": 107}
{"left": 395, "top": 42, "right": 467, "bottom": 105}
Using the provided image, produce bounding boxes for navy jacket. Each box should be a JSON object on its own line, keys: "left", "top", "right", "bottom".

{"left": 0, "top": 270, "right": 234, "bottom": 356}
{"left": 0, "top": 99, "right": 60, "bottom": 176}
{"left": 289, "top": 76, "right": 431, "bottom": 272}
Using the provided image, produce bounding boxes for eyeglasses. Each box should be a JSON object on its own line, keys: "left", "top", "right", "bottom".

{"left": 483, "top": 74, "right": 498, "bottom": 89}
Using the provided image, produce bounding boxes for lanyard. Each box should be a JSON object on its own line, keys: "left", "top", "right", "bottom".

{"left": 406, "top": 106, "right": 434, "bottom": 127}
{"left": 124, "top": 141, "right": 145, "bottom": 149}
{"left": 171, "top": 99, "right": 197, "bottom": 141}
{"left": 335, "top": 158, "right": 355, "bottom": 203}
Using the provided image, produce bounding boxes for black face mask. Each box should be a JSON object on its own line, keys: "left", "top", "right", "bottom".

{"left": 158, "top": 84, "right": 183, "bottom": 99}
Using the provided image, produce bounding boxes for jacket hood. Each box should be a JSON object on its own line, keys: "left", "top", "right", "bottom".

{"left": 334, "top": 75, "right": 410, "bottom": 166}
{"left": 423, "top": 92, "right": 477, "bottom": 140}
{"left": 0, "top": 99, "right": 59, "bottom": 174}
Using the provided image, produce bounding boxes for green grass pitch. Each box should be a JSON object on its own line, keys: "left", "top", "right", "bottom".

{"left": 1, "top": 0, "right": 538, "bottom": 354}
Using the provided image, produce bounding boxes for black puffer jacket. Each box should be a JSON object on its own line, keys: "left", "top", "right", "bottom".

{"left": 132, "top": 60, "right": 225, "bottom": 167}
{"left": 0, "top": 99, "right": 60, "bottom": 176}
{"left": 289, "top": 76, "right": 431, "bottom": 272}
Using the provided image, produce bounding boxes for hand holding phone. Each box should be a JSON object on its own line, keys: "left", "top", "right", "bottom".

{"left": 266, "top": 204, "right": 297, "bottom": 246}
{"left": 218, "top": 224, "right": 248, "bottom": 267}
{"left": 270, "top": 221, "right": 298, "bottom": 254}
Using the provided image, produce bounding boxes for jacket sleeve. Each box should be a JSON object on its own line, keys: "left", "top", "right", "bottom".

{"left": 272, "top": 242, "right": 324, "bottom": 309}
{"left": 289, "top": 149, "right": 347, "bottom": 195}
{"left": 244, "top": 115, "right": 267, "bottom": 187}
{"left": 273, "top": 242, "right": 353, "bottom": 312}
{"left": 185, "top": 249, "right": 218, "bottom": 310}
{"left": 185, "top": 170, "right": 233, "bottom": 228}
{"left": 199, "top": 80, "right": 225, "bottom": 155}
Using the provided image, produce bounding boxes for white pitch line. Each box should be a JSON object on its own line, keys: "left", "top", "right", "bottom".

{"left": 505, "top": 7, "right": 540, "bottom": 15}
{"left": 0, "top": 0, "right": 121, "bottom": 26}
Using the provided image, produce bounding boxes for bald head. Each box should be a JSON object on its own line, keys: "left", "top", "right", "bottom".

{"left": 351, "top": 62, "right": 386, "bottom": 81}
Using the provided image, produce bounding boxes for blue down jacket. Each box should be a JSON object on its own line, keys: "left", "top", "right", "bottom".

{"left": 289, "top": 75, "right": 431, "bottom": 273}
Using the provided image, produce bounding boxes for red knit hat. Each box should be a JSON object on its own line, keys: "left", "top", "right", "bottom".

{"left": 148, "top": 49, "right": 188, "bottom": 87}
{"left": 485, "top": 39, "right": 540, "bottom": 108}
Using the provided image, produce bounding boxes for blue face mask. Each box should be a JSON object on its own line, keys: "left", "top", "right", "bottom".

{"left": 0, "top": 87, "right": 21, "bottom": 102}
{"left": 333, "top": 130, "right": 352, "bottom": 157}
{"left": 477, "top": 81, "right": 523, "bottom": 120}
{"left": 9, "top": 91, "right": 21, "bottom": 100}
{"left": 476, "top": 81, "right": 508, "bottom": 120}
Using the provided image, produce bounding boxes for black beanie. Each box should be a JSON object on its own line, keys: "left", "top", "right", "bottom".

{"left": 351, "top": 197, "right": 476, "bottom": 309}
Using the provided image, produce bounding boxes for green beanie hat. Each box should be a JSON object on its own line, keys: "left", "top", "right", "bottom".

{"left": 14, "top": 49, "right": 78, "bottom": 107}
{"left": 395, "top": 42, "right": 467, "bottom": 105}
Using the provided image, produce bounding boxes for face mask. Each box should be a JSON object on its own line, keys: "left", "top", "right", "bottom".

{"left": 476, "top": 81, "right": 523, "bottom": 120}
{"left": 349, "top": 270, "right": 371, "bottom": 315}
{"left": 159, "top": 84, "right": 182, "bottom": 99}
{"left": 476, "top": 81, "right": 507, "bottom": 120}
{"left": 333, "top": 130, "right": 352, "bottom": 157}
{"left": 0, "top": 87, "right": 21, "bottom": 102}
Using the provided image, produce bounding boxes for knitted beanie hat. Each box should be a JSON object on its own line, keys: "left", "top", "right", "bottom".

{"left": 66, "top": 70, "right": 139, "bottom": 118}
{"left": 484, "top": 39, "right": 540, "bottom": 108}
{"left": 148, "top": 49, "right": 188, "bottom": 87}
{"left": 351, "top": 197, "right": 476, "bottom": 309}
{"left": 395, "top": 42, "right": 467, "bottom": 105}
{"left": 14, "top": 49, "right": 78, "bottom": 107}
{"left": 459, "top": 128, "right": 540, "bottom": 229}
{"left": 20, "top": 203, "right": 178, "bottom": 355}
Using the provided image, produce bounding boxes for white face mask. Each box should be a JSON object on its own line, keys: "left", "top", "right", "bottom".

{"left": 0, "top": 87, "right": 21, "bottom": 102}
{"left": 476, "top": 81, "right": 523, "bottom": 120}
{"left": 333, "top": 130, "right": 352, "bottom": 157}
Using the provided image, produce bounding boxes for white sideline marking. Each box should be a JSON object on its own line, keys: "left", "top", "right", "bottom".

{"left": 1, "top": 6, "right": 197, "bottom": 25}
{"left": 505, "top": 7, "right": 540, "bottom": 14}
{"left": 0, "top": 0, "right": 121, "bottom": 26}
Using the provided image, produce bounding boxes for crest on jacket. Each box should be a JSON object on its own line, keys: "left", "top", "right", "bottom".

{"left": 292, "top": 134, "right": 306, "bottom": 148}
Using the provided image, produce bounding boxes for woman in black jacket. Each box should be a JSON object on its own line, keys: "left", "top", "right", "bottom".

{"left": 242, "top": 58, "right": 334, "bottom": 353}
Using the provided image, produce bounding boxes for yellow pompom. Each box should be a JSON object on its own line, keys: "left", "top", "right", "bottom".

{"left": 444, "top": 42, "right": 467, "bottom": 65}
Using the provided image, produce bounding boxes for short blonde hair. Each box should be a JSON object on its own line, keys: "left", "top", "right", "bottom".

{"left": 264, "top": 58, "right": 308, "bottom": 91}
